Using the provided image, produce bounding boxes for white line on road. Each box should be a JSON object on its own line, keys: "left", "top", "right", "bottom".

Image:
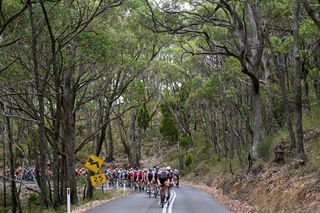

{"left": 162, "top": 190, "right": 176, "bottom": 213}
{"left": 168, "top": 191, "right": 176, "bottom": 213}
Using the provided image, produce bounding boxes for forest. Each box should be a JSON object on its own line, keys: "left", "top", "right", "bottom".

{"left": 0, "top": 0, "right": 320, "bottom": 212}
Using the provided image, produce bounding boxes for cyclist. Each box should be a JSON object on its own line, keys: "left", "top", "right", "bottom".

{"left": 138, "top": 169, "right": 144, "bottom": 192}
{"left": 173, "top": 169, "right": 180, "bottom": 187}
{"left": 128, "top": 168, "right": 134, "bottom": 187}
{"left": 152, "top": 166, "right": 160, "bottom": 198}
{"left": 146, "top": 168, "right": 153, "bottom": 196}
{"left": 166, "top": 166, "right": 174, "bottom": 201}
{"left": 133, "top": 169, "right": 139, "bottom": 191}
{"left": 158, "top": 167, "right": 169, "bottom": 207}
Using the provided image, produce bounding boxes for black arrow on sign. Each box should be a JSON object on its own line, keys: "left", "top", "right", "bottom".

{"left": 88, "top": 158, "right": 100, "bottom": 169}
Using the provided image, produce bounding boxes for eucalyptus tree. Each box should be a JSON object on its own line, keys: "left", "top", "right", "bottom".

{"left": 143, "top": 0, "right": 268, "bottom": 160}
{"left": 0, "top": 0, "right": 27, "bottom": 51}
{"left": 1, "top": 0, "right": 127, "bottom": 208}
{"left": 303, "top": 0, "right": 320, "bottom": 28}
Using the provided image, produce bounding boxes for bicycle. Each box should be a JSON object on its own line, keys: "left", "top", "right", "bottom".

{"left": 146, "top": 184, "right": 152, "bottom": 198}
{"left": 154, "top": 184, "right": 159, "bottom": 198}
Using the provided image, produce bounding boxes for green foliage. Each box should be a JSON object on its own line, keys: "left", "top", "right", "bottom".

{"left": 77, "top": 30, "right": 113, "bottom": 59}
{"left": 0, "top": 207, "right": 9, "bottom": 213}
{"left": 0, "top": 63, "right": 30, "bottom": 81}
{"left": 179, "top": 135, "right": 190, "bottom": 148}
{"left": 77, "top": 176, "right": 88, "bottom": 187}
{"left": 185, "top": 155, "right": 193, "bottom": 168}
{"left": 159, "top": 112, "right": 178, "bottom": 142}
{"left": 257, "top": 134, "right": 277, "bottom": 161}
{"left": 27, "top": 193, "right": 40, "bottom": 207}
{"left": 307, "top": 138, "right": 320, "bottom": 174}
{"left": 124, "top": 80, "right": 146, "bottom": 102}
{"left": 299, "top": 18, "right": 320, "bottom": 41}
{"left": 269, "top": 35, "right": 294, "bottom": 54}
{"left": 137, "top": 104, "right": 151, "bottom": 130}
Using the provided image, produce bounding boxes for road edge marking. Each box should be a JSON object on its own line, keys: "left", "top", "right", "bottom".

{"left": 168, "top": 190, "right": 176, "bottom": 213}
{"left": 162, "top": 189, "right": 176, "bottom": 213}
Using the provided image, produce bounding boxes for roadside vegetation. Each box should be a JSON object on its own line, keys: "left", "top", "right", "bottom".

{"left": 1, "top": 0, "right": 320, "bottom": 212}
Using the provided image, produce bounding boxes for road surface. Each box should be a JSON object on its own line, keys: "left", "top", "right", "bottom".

{"left": 86, "top": 184, "right": 231, "bottom": 213}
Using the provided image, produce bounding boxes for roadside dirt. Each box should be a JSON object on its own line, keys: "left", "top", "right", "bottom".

{"left": 185, "top": 163, "right": 320, "bottom": 213}
{"left": 73, "top": 189, "right": 130, "bottom": 213}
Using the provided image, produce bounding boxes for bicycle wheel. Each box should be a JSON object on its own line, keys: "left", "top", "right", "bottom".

{"left": 161, "top": 195, "right": 165, "bottom": 208}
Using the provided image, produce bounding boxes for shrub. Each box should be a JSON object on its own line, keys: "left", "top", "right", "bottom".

{"left": 258, "top": 135, "right": 277, "bottom": 161}
{"left": 185, "top": 155, "right": 193, "bottom": 168}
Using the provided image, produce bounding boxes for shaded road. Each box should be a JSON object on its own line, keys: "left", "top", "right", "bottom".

{"left": 86, "top": 184, "right": 231, "bottom": 213}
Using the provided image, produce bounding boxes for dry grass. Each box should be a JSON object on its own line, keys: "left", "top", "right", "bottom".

{"left": 185, "top": 163, "right": 320, "bottom": 213}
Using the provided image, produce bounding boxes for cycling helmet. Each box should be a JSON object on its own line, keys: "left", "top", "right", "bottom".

{"left": 166, "top": 166, "right": 171, "bottom": 171}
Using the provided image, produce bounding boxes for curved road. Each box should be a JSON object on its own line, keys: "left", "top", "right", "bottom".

{"left": 86, "top": 184, "right": 231, "bottom": 213}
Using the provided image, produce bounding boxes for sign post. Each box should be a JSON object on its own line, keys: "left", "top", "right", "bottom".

{"left": 67, "top": 188, "right": 71, "bottom": 213}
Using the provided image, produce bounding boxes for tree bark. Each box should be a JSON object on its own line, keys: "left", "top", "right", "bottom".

{"left": 39, "top": 0, "right": 62, "bottom": 206}
{"left": 5, "top": 115, "right": 21, "bottom": 213}
{"left": 117, "top": 115, "right": 135, "bottom": 167}
{"left": 246, "top": 2, "right": 265, "bottom": 159}
{"left": 129, "top": 109, "right": 139, "bottom": 167}
{"left": 302, "top": 0, "right": 320, "bottom": 28}
{"left": 28, "top": 2, "right": 48, "bottom": 208}
{"left": 107, "top": 121, "right": 114, "bottom": 162}
{"left": 137, "top": 126, "right": 142, "bottom": 166}
{"left": 314, "top": 42, "right": 320, "bottom": 101}
{"left": 262, "top": 55, "right": 280, "bottom": 131}
{"left": 1, "top": 124, "right": 7, "bottom": 209}
{"left": 251, "top": 86, "right": 264, "bottom": 159}
{"left": 293, "top": 0, "right": 305, "bottom": 157}
{"left": 273, "top": 54, "right": 296, "bottom": 149}
{"left": 61, "top": 43, "right": 78, "bottom": 204}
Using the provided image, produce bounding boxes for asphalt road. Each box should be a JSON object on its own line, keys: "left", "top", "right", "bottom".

{"left": 87, "top": 184, "right": 231, "bottom": 213}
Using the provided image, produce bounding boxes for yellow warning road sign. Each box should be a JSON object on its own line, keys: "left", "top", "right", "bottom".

{"left": 90, "top": 173, "right": 107, "bottom": 187}
{"left": 84, "top": 154, "right": 104, "bottom": 173}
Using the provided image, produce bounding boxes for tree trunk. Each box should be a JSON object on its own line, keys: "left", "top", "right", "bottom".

{"left": 293, "top": 0, "right": 305, "bottom": 157}
{"left": 314, "top": 42, "right": 320, "bottom": 101}
{"left": 87, "top": 102, "right": 113, "bottom": 199}
{"left": 210, "top": 104, "right": 221, "bottom": 154}
{"left": 251, "top": 87, "right": 264, "bottom": 159}
{"left": 137, "top": 126, "right": 142, "bottom": 166}
{"left": 52, "top": 82, "right": 61, "bottom": 207}
{"left": 28, "top": 2, "right": 48, "bottom": 208}
{"left": 1, "top": 124, "right": 7, "bottom": 209}
{"left": 129, "top": 110, "right": 138, "bottom": 167}
{"left": 107, "top": 121, "right": 114, "bottom": 162}
{"left": 273, "top": 54, "right": 296, "bottom": 149}
{"left": 178, "top": 139, "right": 183, "bottom": 169}
{"left": 5, "top": 116, "right": 21, "bottom": 213}
{"left": 61, "top": 43, "right": 78, "bottom": 204}
{"left": 222, "top": 109, "right": 229, "bottom": 158}
{"left": 302, "top": 0, "right": 320, "bottom": 28}
{"left": 262, "top": 54, "right": 280, "bottom": 131}
{"left": 226, "top": 0, "right": 264, "bottom": 160}
{"left": 117, "top": 115, "right": 135, "bottom": 167}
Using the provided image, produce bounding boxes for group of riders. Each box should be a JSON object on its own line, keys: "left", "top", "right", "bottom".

{"left": 104, "top": 166, "right": 180, "bottom": 208}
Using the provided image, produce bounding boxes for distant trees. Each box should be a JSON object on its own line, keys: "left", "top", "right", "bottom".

{"left": 143, "top": 0, "right": 320, "bottom": 164}
{"left": 1, "top": 0, "right": 320, "bottom": 211}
